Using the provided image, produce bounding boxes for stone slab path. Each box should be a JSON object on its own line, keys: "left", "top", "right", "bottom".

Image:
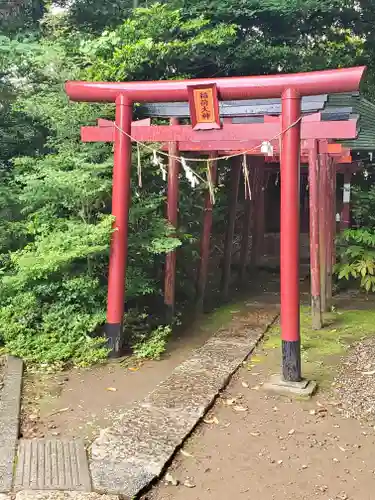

{"left": 0, "top": 357, "right": 23, "bottom": 493}
{"left": 2, "top": 493, "right": 118, "bottom": 500}
{"left": 90, "top": 304, "right": 277, "bottom": 497}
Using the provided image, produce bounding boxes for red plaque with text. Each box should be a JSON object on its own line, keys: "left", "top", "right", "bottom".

{"left": 187, "top": 84, "right": 221, "bottom": 130}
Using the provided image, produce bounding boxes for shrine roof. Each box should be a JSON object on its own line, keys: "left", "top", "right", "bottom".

{"left": 139, "top": 92, "right": 375, "bottom": 152}
{"left": 327, "top": 93, "right": 375, "bottom": 152}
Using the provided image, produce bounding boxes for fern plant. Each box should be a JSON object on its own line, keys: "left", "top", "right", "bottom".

{"left": 335, "top": 229, "right": 375, "bottom": 292}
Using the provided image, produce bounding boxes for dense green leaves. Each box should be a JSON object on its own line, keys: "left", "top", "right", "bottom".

{"left": 79, "top": 4, "right": 238, "bottom": 81}
{"left": 335, "top": 167, "right": 375, "bottom": 293}
{"left": 336, "top": 229, "right": 375, "bottom": 292}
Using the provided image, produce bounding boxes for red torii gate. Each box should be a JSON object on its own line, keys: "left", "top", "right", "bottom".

{"left": 65, "top": 66, "right": 365, "bottom": 388}
{"left": 81, "top": 116, "right": 354, "bottom": 325}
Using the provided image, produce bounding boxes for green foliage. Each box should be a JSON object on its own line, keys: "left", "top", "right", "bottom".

{"left": 335, "top": 229, "right": 375, "bottom": 292}
{"left": 79, "top": 4, "right": 238, "bottom": 81}
{"left": 336, "top": 166, "right": 375, "bottom": 294}
{"left": 133, "top": 325, "right": 172, "bottom": 360}
{"left": 0, "top": 40, "right": 183, "bottom": 364}
{"left": 0, "top": 0, "right": 47, "bottom": 34}
{"left": 351, "top": 184, "right": 375, "bottom": 228}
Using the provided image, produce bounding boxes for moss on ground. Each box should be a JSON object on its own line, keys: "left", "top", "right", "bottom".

{"left": 263, "top": 307, "right": 375, "bottom": 388}
{"left": 198, "top": 301, "right": 250, "bottom": 332}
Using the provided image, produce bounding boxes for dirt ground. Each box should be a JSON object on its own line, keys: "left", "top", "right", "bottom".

{"left": 20, "top": 268, "right": 287, "bottom": 443}
{"left": 144, "top": 313, "right": 375, "bottom": 500}
{"left": 19, "top": 279, "right": 375, "bottom": 500}
{"left": 19, "top": 267, "right": 298, "bottom": 441}
{"left": 20, "top": 302, "right": 251, "bottom": 443}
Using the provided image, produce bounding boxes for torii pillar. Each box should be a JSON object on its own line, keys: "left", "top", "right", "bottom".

{"left": 164, "top": 118, "right": 180, "bottom": 323}
{"left": 308, "top": 140, "right": 322, "bottom": 329}
{"left": 106, "top": 95, "right": 133, "bottom": 354}
{"left": 279, "top": 88, "right": 302, "bottom": 382}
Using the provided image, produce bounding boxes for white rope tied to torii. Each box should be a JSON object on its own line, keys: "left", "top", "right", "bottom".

{"left": 114, "top": 117, "right": 302, "bottom": 204}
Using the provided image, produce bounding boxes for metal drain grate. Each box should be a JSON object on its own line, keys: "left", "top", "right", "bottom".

{"left": 15, "top": 439, "right": 91, "bottom": 491}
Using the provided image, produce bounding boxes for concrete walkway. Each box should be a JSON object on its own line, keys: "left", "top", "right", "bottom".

{"left": 89, "top": 304, "right": 277, "bottom": 497}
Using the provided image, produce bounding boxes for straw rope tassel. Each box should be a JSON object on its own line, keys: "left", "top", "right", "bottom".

{"left": 206, "top": 159, "right": 216, "bottom": 205}
{"left": 137, "top": 143, "right": 142, "bottom": 187}
{"left": 242, "top": 154, "right": 252, "bottom": 200}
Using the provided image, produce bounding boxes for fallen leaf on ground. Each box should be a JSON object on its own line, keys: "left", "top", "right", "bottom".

{"left": 241, "top": 381, "right": 249, "bottom": 388}
{"left": 106, "top": 387, "right": 117, "bottom": 392}
{"left": 203, "top": 416, "right": 219, "bottom": 425}
{"left": 288, "top": 429, "right": 295, "bottom": 435}
{"left": 224, "top": 398, "right": 237, "bottom": 406}
{"left": 128, "top": 367, "right": 139, "bottom": 371}
{"left": 180, "top": 450, "right": 194, "bottom": 458}
{"left": 49, "top": 407, "right": 70, "bottom": 416}
{"left": 233, "top": 405, "right": 248, "bottom": 412}
{"left": 165, "top": 473, "right": 179, "bottom": 486}
{"left": 336, "top": 493, "right": 348, "bottom": 500}
{"left": 250, "top": 432, "right": 260, "bottom": 437}
{"left": 183, "top": 479, "right": 196, "bottom": 488}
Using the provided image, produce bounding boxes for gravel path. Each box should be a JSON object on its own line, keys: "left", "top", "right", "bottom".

{"left": 332, "top": 336, "right": 375, "bottom": 424}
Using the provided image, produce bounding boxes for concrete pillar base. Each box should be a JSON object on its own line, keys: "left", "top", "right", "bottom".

{"left": 263, "top": 374, "right": 317, "bottom": 398}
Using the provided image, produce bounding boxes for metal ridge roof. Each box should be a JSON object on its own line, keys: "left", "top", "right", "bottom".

{"left": 328, "top": 94, "right": 375, "bottom": 151}
{"left": 138, "top": 91, "right": 375, "bottom": 152}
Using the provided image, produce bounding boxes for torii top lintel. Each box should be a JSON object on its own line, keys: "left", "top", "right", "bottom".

{"left": 65, "top": 66, "right": 366, "bottom": 103}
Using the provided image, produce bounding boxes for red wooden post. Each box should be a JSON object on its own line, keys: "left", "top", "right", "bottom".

{"left": 164, "top": 118, "right": 179, "bottom": 323}
{"left": 318, "top": 145, "right": 328, "bottom": 313}
{"left": 196, "top": 153, "right": 218, "bottom": 311}
{"left": 106, "top": 95, "right": 133, "bottom": 356}
{"left": 280, "top": 88, "right": 302, "bottom": 382}
{"left": 340, "top": 170, "right": 352, "bottom": 230}
{"left": 308, "top": 140, "right": 322, "bottom": 329}
{"left": 221, "top": 157, "right": 241, "bottom": 301}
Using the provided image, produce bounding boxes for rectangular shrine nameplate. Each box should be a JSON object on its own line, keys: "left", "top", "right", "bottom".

{"left": 187, "top": 83, "right": 221, "bottom": 130}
